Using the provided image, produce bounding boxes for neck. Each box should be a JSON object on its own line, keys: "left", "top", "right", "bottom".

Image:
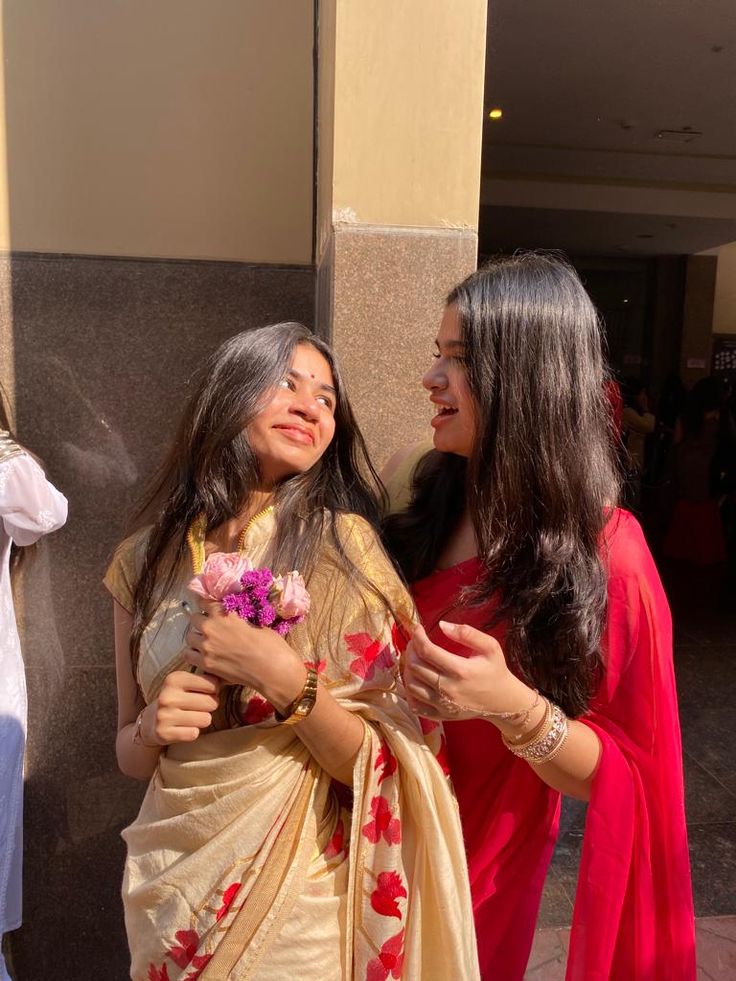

{"left": 209, "top": 491, "right": 274, "bottom": 552}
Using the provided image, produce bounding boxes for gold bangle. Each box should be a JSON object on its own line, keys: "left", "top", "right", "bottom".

{"left": 275, "top": 668, "right": 318, "bottom": 726}
{"left": 506, "top": 702, "right": 568, "bottom": 764}
{"left": 503, "top": 697, "right": 552, "bottom": 752}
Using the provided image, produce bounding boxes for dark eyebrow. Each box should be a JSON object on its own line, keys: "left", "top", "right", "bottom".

{"left": 288, "top": 368, "right": 337, "bottom": 397}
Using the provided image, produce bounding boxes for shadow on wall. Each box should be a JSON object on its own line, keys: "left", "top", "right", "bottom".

{"left": 7, "top": 253, "right": 314, "bottom": 979}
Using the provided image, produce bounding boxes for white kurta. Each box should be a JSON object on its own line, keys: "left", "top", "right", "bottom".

{"left": 0, "top": 453, "right": 67, "bottom": 936}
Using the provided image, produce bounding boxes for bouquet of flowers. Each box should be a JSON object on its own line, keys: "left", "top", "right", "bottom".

{"left": 188, "top": 552, "right": 310, "bottom": 635}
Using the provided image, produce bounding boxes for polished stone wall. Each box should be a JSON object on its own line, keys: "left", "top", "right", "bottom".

{"left": 2, "top": 253, "right": 314, "bottom": 979}
{"left": 318, "top": 224, "right": 478, "bottom": 468}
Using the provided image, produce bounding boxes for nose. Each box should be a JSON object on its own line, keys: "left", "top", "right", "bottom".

{"left": 289, "top": 391, "right": 320, "bottom": 423}
{"left": 422, "top": 360, "right": 447, "bottom": 392}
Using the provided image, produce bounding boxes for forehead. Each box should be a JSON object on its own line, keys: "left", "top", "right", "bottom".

{"left": 437, "top": 304, "right": 463, "bottom": 342}
{"left": 290, "top": 343, "right": 335, "bottom": 387}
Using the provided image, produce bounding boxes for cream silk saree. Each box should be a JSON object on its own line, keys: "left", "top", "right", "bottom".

{"left": 105, "top": 511, "right": 479, "bottom": 981}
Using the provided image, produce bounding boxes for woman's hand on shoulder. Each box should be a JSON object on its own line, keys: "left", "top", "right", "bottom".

{"left": 403, "top": 621, "right": 535, "bottom": 723}
{"left": 141, "top": 671, "right": 221, "bottom": 746}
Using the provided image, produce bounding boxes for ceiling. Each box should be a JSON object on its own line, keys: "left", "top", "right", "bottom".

{"left": 481, "top": 0, "right": 736, "bottom": 257}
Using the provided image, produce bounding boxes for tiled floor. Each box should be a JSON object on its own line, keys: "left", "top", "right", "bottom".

{"left": 526, "top": 916, "right": 736, "bottom": 979}
{"left": 528, "top": 601, "right": 736, "bottom": 977}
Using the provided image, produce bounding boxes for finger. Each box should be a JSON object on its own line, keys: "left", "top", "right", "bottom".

{"left": 182, "top": 649, "right": 205, "bottom": 673}
{"left": 188, "top": 613, "right": 209, "bottom": 635}
{"left": 175, "top": 692, "right": 220, "bottom": 712}
{"left": 169, "top": 709, "right": 213, "bottom": 729}
{"left": 404, "top": 658, "right": 440, "bottom": 690}
{"left": 407, "top": 695, "right": 443, "bottom": 720}
{"left": 409, "top": 625, "right": 468, "bottom": 676}
{"left": 167, "top": 669, "right": 221, "bottom": 693}
{"left": 438, "top": 620, "right": 499, "bottom": 657}
{"left": 405, "top": 679, "right": 436, "bottom": 703}
{"left": 185, "top": 626, "right": 203, "bottom": 651}
{"left": 199, "top": 598, "right": 224, "bottom": 618}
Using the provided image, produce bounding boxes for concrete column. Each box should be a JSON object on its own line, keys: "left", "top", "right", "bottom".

{"left": 315, "top": 0, "right": 487, "bottom": 465}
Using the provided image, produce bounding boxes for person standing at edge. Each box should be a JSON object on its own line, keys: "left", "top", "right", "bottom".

{"left": 0, "top": 394, "right": 67, "bottom": 981}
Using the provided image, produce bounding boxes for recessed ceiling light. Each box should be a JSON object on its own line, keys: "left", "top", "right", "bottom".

{"left": 488, "top": 108, "right": 503, "bottom": 120}
{"left": 623, "top": 299, "right": 629, "bottom": 304}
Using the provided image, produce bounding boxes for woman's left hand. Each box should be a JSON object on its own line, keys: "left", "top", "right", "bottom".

{"left": 403, "top": 620, "right": 535, "bottom": 722}
{"left": 184, "top": 600, "right": 306, "bottom": 710}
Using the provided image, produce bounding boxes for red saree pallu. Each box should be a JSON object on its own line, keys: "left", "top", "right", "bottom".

{"left": 412, "top": 509, "right": 696, "bottom": 980}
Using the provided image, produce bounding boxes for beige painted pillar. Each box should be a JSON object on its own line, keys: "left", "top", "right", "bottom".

{"left": 316, "top": 0, "right": 487, "bottom": 465}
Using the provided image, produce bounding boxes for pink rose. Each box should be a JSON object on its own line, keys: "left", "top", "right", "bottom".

{"left": 271, "top": 571, "right": 310, "bottom": 619}
{"left": 188, "top": 552, "right": 254, "bottom": 601}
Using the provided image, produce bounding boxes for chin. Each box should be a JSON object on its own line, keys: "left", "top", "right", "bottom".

{"left": 432, "top": 431, "right": 471, "bottom": 458}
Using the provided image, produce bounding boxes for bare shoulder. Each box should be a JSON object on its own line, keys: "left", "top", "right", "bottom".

{"left": 381, "top": 443, "right": 421, "bottom": 483}
{"left": 381, "top": 440, "right": 433, "bottom": 514}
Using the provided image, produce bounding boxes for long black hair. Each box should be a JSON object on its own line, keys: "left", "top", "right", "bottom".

{"left": 384, "top": 254, "right": 620, "bottom": 717}
{"left": 128, "top": 321, "right": 387, "bottom": 670}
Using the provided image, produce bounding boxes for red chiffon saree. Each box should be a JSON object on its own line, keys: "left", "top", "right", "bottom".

{"left": 412, "top": 508, "right": 695, "bottom": 980}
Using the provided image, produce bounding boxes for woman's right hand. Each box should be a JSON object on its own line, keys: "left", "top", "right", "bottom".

{"left": 139, "top": 671, "right": 221, "bottom": 746}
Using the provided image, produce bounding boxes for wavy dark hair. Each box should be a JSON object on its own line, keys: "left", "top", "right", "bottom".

{"left": 384, "top": 254, "right": 620, "bottom": 717}
{"left": 127, "top": 321, "right": 388, "bottom": 674}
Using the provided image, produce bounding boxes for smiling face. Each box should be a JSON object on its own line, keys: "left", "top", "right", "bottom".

{"left": 422, "top": 304, "right": 477, "bottom": 457}
{"left": 247, "top": 343, "right": 337, "bottom": 485}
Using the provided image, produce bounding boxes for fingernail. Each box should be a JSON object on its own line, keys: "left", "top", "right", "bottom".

{"left": 438, "top": 620, "right": 458, "bottom": 632}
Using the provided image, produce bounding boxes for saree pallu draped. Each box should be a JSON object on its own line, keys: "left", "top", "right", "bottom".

{"left": 412, "top": 508, "right": 695, "bottom": 980}
{"left": 105, "top": 512, "right": 479, "bottom": 981}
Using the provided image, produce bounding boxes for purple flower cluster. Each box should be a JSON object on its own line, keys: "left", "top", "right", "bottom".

{"left": 221, "top": 567, "right": 305, "bottom": 636}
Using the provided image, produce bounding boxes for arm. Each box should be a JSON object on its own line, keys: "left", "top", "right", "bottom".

{"left": 404, "top": 622, "right": 601, "bottom": 801}
{"left": 622, "top": 407, "right": 656, "bottom": 436}
{"left": 0, "top": 454, "right": 68, "bottom": 545}
{"left": 113, "top": 600, "right": 221, "bottom": 780}
{"left": 184, "top": 602, "right": 364, "bottom": 786}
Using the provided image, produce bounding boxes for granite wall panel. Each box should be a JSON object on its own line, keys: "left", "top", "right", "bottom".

{"left": 2, "top": 253, "right": 314, "bottom": 979}
{"left": 320, "top": 224, "right": 478, "bottom": 467}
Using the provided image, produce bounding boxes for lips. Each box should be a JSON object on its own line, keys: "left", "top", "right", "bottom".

{"left": 273, "top": 424, "right": 315, "bottom": 446}
{"left": 430, "top": 404, "right": 458, "bottom": 429}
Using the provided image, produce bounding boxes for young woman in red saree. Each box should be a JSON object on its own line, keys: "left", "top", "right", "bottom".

{"left": 383, "top": 254, "right": 695, "bottom": 980}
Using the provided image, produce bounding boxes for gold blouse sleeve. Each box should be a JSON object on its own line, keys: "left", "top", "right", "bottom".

{"left": 103, "top": 529, "right": 149, "bottom": 613}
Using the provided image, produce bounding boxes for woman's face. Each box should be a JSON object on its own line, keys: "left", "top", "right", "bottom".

{"left": 422, "top": 304, "right": 476, "bottom": 457}
{"left": 248, "top": 343, "right": 337, "bottom": 485}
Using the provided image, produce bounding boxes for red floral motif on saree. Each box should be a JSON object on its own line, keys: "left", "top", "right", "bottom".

{"left": 370, "top": 871, "right": 407, "bottom": 919}
{"left": 240, "top": 695, "right": 274, "bottom": 725}
{"left": 147, "top": 965, "right": 170, "bottom": 981}
{"left": 305, "top": 657, "right": 327, "bottom": 673}
{"left": 374, "top": 742, "right": 397, "bottom": 785}
{"left": 324, "top": 817, "right": 346, "bottom": 859}
{"left": 366, "top": 929, "right": 405, "bottom": 981}
{"left": 419, "top": 717, "right": 449, "bottom": 775}
{"left": 390, "top": 621, "right": 409, "bottom": 655}
{"left": 142, "top": 929, "right": 211, "bottom": 980}
{"left": 215, "top": 882, "right": 241, "bottom": 921}
{"left": 346, "top": 632, "right": 395, "bottom": 681}
{"left": 361, "top": 795, "right": 401, "bottom": 845}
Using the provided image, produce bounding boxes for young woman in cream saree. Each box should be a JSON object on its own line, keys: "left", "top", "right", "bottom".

{"left": 106, "top": 323, "right": 478, "bottom": 981}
